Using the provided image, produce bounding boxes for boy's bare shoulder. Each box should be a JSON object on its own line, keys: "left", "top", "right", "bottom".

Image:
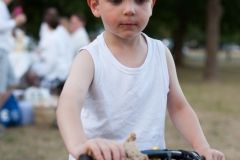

{"left": 64, "top": 49, "right": 94, "bottom": 89}
{"left": 73, "top": 49, "right": 94, "bottom": 68}
{"left": 163, "top": 46, "right": 174, "bottom": 66}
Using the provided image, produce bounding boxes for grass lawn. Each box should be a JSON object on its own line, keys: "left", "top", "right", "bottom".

{"left": 1, "top": 54, "right": 240, "bottom": 160}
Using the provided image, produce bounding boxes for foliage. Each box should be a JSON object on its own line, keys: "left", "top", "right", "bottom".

{"left": 15, "top": 0, "right": 101, "bottom": 39}
{"left": 221, "top": 0, "right": 240, "bottom": 43}
{"left": 9, "top": 0, "right": 240, "bottom": 44}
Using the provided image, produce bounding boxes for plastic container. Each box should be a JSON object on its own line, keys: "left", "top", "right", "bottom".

{"left": 18, "top": 100, "right": 33, "bottom": 125}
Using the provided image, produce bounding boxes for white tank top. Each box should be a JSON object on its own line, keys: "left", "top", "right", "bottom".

{"left": 69, "top": 33, "right": 169, "bottom": 160}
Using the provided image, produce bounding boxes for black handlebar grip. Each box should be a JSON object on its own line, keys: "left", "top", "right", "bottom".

{"left": 78, "top": 154, "right": 93, "bottom": 160}
{"left": 78, "top": 151, "right": 205, "bottom": 160}
{"left": 141, "top": 150, "right": 183, "bottom": 159}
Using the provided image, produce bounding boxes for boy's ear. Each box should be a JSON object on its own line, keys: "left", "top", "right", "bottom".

{"left": 151, "top": 0, "right": 156, "bottom": 9}
{"left": 87, "top": 0, "right": 101, "bottom": 18}
{"left": 149, "top": 0, "right": 156, "bottom": 17}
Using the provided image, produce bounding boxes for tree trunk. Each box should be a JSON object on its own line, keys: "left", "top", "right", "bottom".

{"left": 172, "top": 8, "right": 188, "bottom": 67}
{"left": 204, "top": 0, "right": 223, "bottom": 80}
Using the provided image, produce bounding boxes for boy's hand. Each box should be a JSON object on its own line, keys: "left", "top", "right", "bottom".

{"left": 197, "top": 147, "right": 225, "bottom": 160}
{"left": 76, "top": 138, "right": 126, "bottom": 160}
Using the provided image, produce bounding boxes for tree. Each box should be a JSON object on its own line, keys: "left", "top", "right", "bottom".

{"left": 204, "top": 0, "right": 223, "bottom": 80}
{"left": 221, "top": 0, "right": 240, "bottom": 43}
{"left": 171, "top": 0, "right": 206, "bottom": 66}
{"left": 145, "top": 0, "right": 206, "bottom": 66}
{"left": 171, "top": 1, "right": 189, "bottom": 66}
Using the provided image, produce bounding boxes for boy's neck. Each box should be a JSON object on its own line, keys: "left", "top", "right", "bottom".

{"left": 103, "top": 31, "right": 145, "bottom": 49}
{"left": 103, "top": 32, "right": 148, "bottom": 68}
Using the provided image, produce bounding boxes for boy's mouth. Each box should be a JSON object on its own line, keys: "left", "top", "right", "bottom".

{"left": 120, "top": 23, "right": 137, "bottom": 28}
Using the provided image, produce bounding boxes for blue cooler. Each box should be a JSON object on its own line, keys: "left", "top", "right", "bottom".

{"left": 0, "top": 94, "right": 22, "bottom": 127}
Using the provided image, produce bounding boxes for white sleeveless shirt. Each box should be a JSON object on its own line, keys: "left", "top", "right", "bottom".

{"left": 69, "top": 33, "right": 169, "bottom": 160}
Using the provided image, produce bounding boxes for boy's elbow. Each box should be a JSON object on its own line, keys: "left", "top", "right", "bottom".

{"left": 56, "top": 93, "right": 68, "bottom": 119}
{"left": 56, "top": 101, "right": 62, "bottom": 121}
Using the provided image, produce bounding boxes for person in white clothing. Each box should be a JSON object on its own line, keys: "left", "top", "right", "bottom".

{"left": 56, "top": 1, "right": 225, "bottom": 160}
{"left": 27, "top": 7, "right": 73, "bottom": 89}
{"left": 0, "top": 0, "right": 26, "bottom": 107}
{"left": 70, "top": 13, "right": 90, "bottom": 57}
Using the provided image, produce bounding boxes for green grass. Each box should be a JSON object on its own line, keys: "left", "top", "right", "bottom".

{"left": 165, "top": 54, "right": 240, "bottom": 160}
{"left": 0, "top": 126, "right": 68, "bottom": 160}
{"left": 0, "top": 54, "right": 240, "bottom": 160}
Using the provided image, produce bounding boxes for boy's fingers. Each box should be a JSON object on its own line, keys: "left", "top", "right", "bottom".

{"left": 97, "top": 141, "right": 112, "bottom": 160}
{"left": 216, "top": 151, "right": 224, "bottom": 160}
{"left": 212, "top": 150, "right": 224, "bottom": 160}
{"left": 107, "top": 142, "right": 120, "bottom": 160}
{"left": 204, "top": 154, "right": 212, "bottom": 160}
{"left": 86, "top": 141, "right": 103, "bottom": 160}
{"left": 219, "top": 151, "right": 225, "bottom": 160}
{"left": 115, "top": 143, "right": 125, "bottom": 160}
{"left": 221, "top": 154, "right": 225, "bottom": 160}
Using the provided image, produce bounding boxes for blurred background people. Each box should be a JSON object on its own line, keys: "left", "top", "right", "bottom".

{"left": 11, "top": 5, "right": 33, "bottom": 52}
{"left": 0, "top": 0, "right": 26, "bottom": 107}
{"left": 27, "top": 7, "right": 73, "bottom": 92}
{"left": 60, "top": 17, "right": 71, "bottom": 33}
{"left": 70, "top": 13, "right": 90, "bottom": 57}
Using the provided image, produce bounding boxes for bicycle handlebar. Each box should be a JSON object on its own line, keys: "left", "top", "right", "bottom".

{"left": 78, "top": 149, "right": 205, "bottom": 160}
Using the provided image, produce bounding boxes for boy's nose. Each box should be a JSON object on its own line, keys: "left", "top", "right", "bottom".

{"left": 123, "top": 1, "right": 136, "bottom": 16}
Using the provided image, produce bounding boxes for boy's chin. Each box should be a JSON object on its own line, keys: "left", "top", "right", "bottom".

{"left": 115, "top": 31, "right": 142, "bottom": 40}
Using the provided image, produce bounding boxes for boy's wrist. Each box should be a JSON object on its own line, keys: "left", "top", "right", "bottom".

{"left": 192, "top": 138, "right": 210, "bottom": 151}
{"left": 193, "top": 144, "right": 211, "bottom": 153}
{"left": 69, "top": 142, "right": 86, "bottom": 160}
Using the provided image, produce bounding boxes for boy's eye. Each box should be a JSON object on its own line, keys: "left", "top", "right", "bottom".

{"left": 110, "top": 0, "right": 122, "bottom": 4}
{"left": 135, "top": 0, "right": 147, "bottom": 3}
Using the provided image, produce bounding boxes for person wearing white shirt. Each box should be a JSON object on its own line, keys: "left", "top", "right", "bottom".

{"left": 27, "top": 7, "right": 73, "bottom": 90}
{"left": 0, "top": 0, "right": 26, "bottom": 107}
{"left": 38, "top": 22, "right": 51, "bottom": 45}
{"left": 70, "top": 13, "right": 90, "bottom": 58}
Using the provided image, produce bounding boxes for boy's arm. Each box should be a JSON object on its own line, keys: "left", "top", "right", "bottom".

{"left": 57, "top": 50, "right": 94, "bottom": 157}
{"left": 56, "top": 50, "right": 125, "bottom": 160}
{"left": 165, "top": 47, "right": 225, "bottom": 160}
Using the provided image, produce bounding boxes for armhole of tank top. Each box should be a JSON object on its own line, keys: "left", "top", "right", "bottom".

{"left": 157, "top": 40, "right": 170, "bottom": 93}
{"left": 78, "top": 47, "right": 101, "bottom": 98}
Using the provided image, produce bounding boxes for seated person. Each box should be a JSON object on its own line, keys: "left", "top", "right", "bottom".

{"left": 27, "top": 7, "right": 73, "bottom": 92}
{"left": 70, "top": 13, "right": 90, "bottom": 57}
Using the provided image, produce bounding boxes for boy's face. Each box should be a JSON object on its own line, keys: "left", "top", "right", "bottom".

{"left": 88, "top": 0, "right": 156, "bottom": 39}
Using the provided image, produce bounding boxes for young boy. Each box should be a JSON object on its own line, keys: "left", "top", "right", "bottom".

{"left": 57, "top": 0, "right": 225, "bottom": 160}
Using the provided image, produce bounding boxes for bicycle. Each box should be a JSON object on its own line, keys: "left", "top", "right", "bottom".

{"left": 78, "top": 149, "right": 205, "bottom": 160}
